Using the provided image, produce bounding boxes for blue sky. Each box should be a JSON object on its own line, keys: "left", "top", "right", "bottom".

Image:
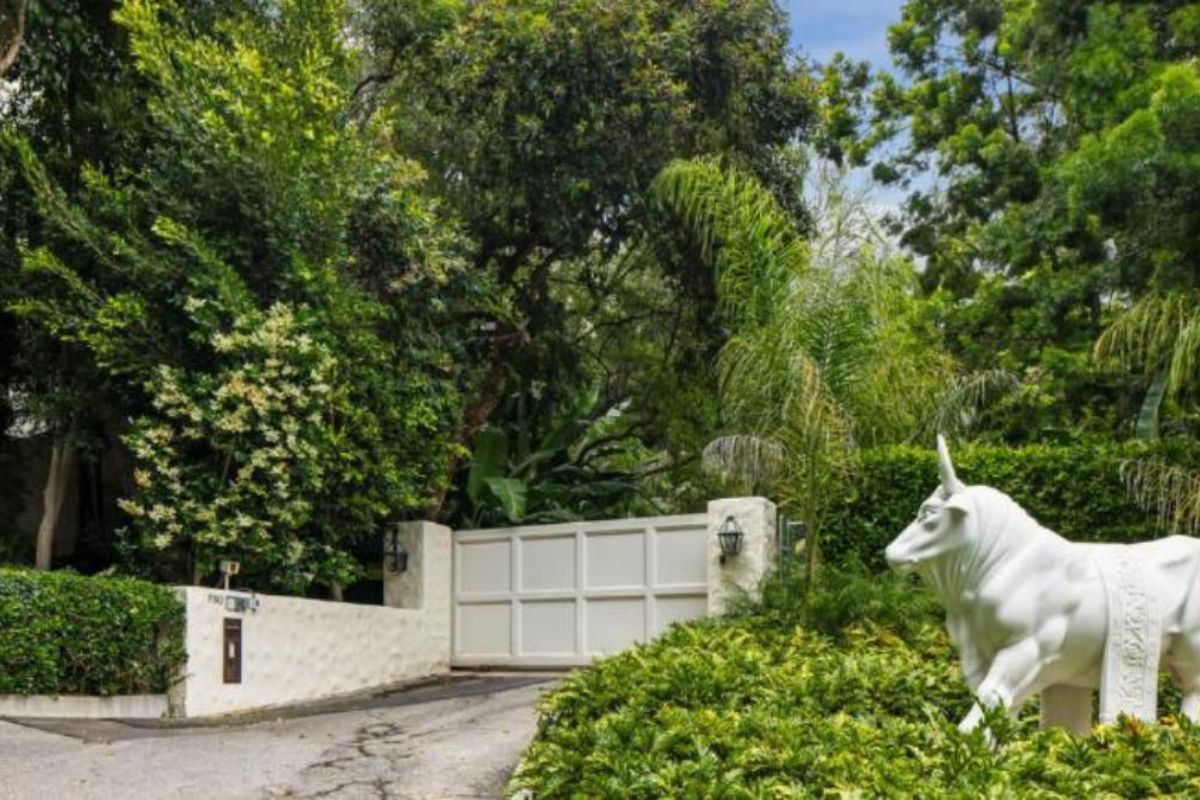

{"left": 780, "top": 1, "right": 918, "bottom": 223}
{"left": 780, "top": 0, "right": 905, "bottom": 70}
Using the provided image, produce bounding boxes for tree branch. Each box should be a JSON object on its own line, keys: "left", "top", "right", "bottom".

{"left": 353, "top": 50, "right": 399, "bottom": 98}
{"left": 575, "top": 425, "right": 648, "bottom": 467}
{"left": 0, "top": 0, "right": 27, "bottom": 76}
{"left": 353, "top": 69, "right": 396, "bottom": 98}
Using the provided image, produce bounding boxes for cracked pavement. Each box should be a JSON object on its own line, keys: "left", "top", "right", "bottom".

{"left": 0, "top": 674, "right": 557, "bottom": 800}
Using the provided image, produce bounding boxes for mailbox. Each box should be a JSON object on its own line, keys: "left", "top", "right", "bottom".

{"left": 223, "top": 617, "right": 242, "bottom": 684}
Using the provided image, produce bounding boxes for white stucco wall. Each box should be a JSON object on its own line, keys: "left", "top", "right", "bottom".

{"left": 175, "top": 522, "right": 451, "bottom": 718}
{"left": 707, "top": 497, "right": 777, "bottom": 614}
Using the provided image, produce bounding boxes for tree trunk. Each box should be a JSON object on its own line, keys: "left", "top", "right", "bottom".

{"left": 35, "top": 440, "right": 75, "bottom": 570}
{"left": 0, "top": 0, "right": 28, "bottom": 76}
{"left": 427, "top": 329, "right": 527, "bottom": 519}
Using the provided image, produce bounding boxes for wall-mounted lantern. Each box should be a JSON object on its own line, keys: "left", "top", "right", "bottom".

{"left": 718, "top": 515, "right": 743, "bottom": 565}
{"left": 385, "top": 529, "right": 409, "bottom": 574}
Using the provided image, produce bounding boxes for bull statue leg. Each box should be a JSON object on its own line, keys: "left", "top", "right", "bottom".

{"left": 1168, "top": 586, "right": 1200, "bottom": 721}
{"left": 1180, "top": 684, "right": 1200, "bottom": 720}
{"left": 1040, "top": 684, "right": 1092, "bottom": 734}
{"left": 1168, "top": 639, "right": 1200, "bottom": 721}
{"left": 958, "top": 639, "right": 1045, "bottom": 733}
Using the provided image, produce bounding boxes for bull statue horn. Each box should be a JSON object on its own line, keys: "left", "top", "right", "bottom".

{"left": 937, "top": 434, "right": 965, "bottom": 497}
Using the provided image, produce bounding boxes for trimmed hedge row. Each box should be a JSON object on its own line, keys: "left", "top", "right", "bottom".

{"left": 0, "top": 568, "right": 185, "bottom": 696}
{"left": 823, "top": 439, "right": 1200, "bottom": 571}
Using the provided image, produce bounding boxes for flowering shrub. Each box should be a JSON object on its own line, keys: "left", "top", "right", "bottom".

{"left": 119, "top": 303, "right": 357, "bottom": 590}
{"left": 5, "top": 1, "right": 489, "bottom": 591}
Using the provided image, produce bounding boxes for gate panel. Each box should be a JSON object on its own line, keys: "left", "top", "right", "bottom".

{"left": 452, "top": 514, "right": 707, "bottom": 667}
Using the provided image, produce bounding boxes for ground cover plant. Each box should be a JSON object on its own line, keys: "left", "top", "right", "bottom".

{"left": 0, "top": 567, "right": 184, "bottom": 695}
{"left": 509, "top": 567, "right": 1200, "bottom": 798}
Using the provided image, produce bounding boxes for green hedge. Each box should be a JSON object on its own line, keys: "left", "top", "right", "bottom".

{"left": 0, "top": 568, "right": 185, "bottom": 696}
{"left": 823, "top": 439, "right": 1200, "bottom": 571}
{"left": 509, "top": 568, "right": 1200, "bottom": 798}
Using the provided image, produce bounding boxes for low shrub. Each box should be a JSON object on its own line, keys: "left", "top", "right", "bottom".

{"left": 823, "top": 439, "right": 1200, "bottom": 571}
{"left": 509, "top": 568, "right": 1200, "bottom": 798}
{"left": 729, "top": 562, "right": 945, "bottom": 644}
{"left": 0, "top": 568, "right": 185, "bottom": 695}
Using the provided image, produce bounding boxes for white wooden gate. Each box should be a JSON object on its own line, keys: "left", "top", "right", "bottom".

{"left": 452, "top": 514, "right": 708, "bottom": 667}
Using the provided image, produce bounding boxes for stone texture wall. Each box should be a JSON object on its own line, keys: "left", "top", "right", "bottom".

{"left": 706, "top": 497, "right": 777, "bottom": 615}
{"left": 174, "top": 522, "right": 451, "bottom": 718}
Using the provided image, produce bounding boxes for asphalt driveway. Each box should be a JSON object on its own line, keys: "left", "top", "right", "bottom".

{"left": 0, "top": 674, "right": 557, "bottom": 800}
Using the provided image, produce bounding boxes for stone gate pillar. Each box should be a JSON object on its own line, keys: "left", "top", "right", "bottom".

{"left": 707, "top": 497, "right": 777, "bottom": 615}
{"left": 383, "top": 520, "right": 451, "bottom": 612}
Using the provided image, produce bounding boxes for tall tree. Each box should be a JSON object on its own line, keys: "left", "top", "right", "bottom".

{"left": 5, "top": 0, "right": 489, "bottom": 590}
{"left": 357, "top": 0, "right": 817, "bottom": 518}
{"left": 653, "top": 156, "right": 966, "bottom": 580}
{"left": 868, "top": 0, "right": 1200, "bottom": 441}
{"left": 1, "top": 0, "right": 138, "bottom": 567}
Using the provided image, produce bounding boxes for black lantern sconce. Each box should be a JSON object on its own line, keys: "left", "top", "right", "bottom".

{"left": 385, "top": 529, "right": 409, "bottom": 573}
{"left": 718, "top": 515, "right": 744, "bottom": 565}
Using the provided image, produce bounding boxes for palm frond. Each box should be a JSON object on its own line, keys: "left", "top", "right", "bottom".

{"left": 657, "top": 156, "right": 954, "bottom": 562}
{"left": 1120, "top": 457, "right": 1200, "bottom": 536}
{"left": 1096, "top": 291, "right": 1200, "bottom": 395}
{"left": 927, "top": 369, "right": 1022, "bottom": 438}
{"left": 805, "top": 158, "right": 893, "bottom": 274}
{"left": 652, "top": 156, "right": 808, "bottom": 328}
{"left": 777, "top": 355, "right": 857, "bottom": 471}
{"left": 701, "top": 434, "right": 785, "bottom": 491}
{"left": 1168, "top": 314, "right": 1200, "bottom": 398}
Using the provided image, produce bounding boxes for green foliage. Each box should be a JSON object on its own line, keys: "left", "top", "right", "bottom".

{"left": 361, "top": 0, "right": 816, "bottom": 527}
{"left": 743, "top": 563, "right": 945, "bottom": 644}
{"left": 1097, "top": 291, "right": 1200, "bottom": 407}
{"left": 652, "top": 156, "right": 964, "bottom": 579}
{"left": 0, "top": 567, "right": 184, "bottom": 695}
{"left": 864, "top": 0, "right": 1200, "bottom": 440}
{"left": 4, "top": 0, "right": 488, "bottom": 590}
{"left": 823, "top": 439, "right": 1200, "bottom": 571}
{"left": 365, "top": 0, "right": 814, "bottom": 264}
{"left": 510, "top": 566, "right": 1200, "bottom": 798}
{"left": 454, "top": 389, "right": 665, "bottom": 529}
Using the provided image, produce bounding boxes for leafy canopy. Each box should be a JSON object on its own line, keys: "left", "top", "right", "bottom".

{"left": 5, "top": 0, "right": 488, "bottom": 590}
{"left": 866, "top": 0, "right": 1200, "bottom": 441}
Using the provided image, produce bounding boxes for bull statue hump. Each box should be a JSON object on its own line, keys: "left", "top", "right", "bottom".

{"left": 885, "top": 435, "right": 1200, "bottom": 735}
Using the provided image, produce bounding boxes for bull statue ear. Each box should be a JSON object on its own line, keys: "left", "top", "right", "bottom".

{"left": 937, "top": 434, "right": 965, "bottom": 498}
{"left": 943, "top": 491, "right": 971, "bottom": 516}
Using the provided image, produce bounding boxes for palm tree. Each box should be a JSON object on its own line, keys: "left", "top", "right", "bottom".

{"left": 652, "top": 155, "right": 971, "bottom": 584}
{"left": 1095, "top": 291, "right": 1200, "bottom": 435}
{"left": 1096, "top": 290, "right": 1200, "bottom": 533}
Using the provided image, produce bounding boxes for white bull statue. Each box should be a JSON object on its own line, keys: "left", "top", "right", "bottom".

{"left": 885, "top": 436, "right": 1200, "bottom": 735}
